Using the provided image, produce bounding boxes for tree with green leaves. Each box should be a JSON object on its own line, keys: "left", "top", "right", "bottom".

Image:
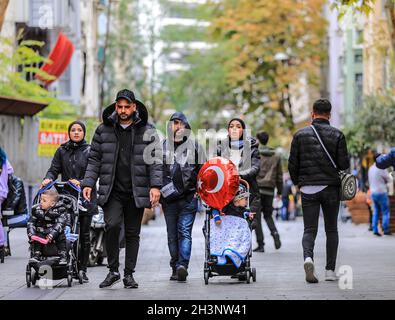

{"left": 209, "top": 0, "right": 327, "bottom": 130}
{"left": 344, "top": 92, "right": 395, "bottom": 156}
{"left": 102, "top": 0, "right": 147, "bottom": 111}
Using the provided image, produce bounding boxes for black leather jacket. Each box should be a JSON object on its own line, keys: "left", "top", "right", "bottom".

{"left": 1, "top": 175, "right": 28, "bottom": 215}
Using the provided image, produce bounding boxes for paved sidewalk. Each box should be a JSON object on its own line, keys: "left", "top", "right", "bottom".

{"left": 1, "top": 213, "right": 394, "bottom": 300}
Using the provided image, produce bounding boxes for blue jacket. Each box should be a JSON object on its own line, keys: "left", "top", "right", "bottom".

{"left": 376, "top": 148, "right": 395, "bottom": 169}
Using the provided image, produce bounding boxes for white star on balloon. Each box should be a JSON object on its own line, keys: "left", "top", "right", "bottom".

{"left": 197, "top": 179, "right": 203, "bottom": 189}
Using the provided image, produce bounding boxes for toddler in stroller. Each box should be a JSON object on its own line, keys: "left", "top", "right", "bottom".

{"left": 203, "top": 180, "right": 257, "bottom": 284}
{"left": 25, "top": 181, "right": 83, "bottom": 287}
{"left": 27, "top": 189, "right": 68, "bottom": 264}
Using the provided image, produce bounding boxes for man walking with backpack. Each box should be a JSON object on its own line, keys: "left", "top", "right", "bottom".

{"left": 254, "top": 132, "right": 282, "bottom": 252}
{"left": 161, "top": 112, "right": 205, "bottom": 282}
{"left": 288, "top": 99, "right": 350, "bottom": 283}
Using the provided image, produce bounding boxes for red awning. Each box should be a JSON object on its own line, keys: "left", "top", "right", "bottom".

{"left": 36, "top": 32, "right": 75, "bottom": 86}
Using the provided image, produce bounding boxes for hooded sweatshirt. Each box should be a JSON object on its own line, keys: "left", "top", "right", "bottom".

{"left": 256, "top": 146, "right": 283, "bottom": 196}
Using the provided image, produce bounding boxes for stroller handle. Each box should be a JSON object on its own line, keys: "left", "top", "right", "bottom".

{"left": 39, "top": 180, "right": 81, "bottom": 194}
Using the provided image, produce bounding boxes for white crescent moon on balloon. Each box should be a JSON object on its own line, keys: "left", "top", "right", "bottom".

{"left": 204, "top": 166, "right": 225, "bottom": 193}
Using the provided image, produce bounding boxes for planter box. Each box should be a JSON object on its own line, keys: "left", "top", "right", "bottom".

{"left": 350, "top": 208, "right": 370, "bottom": 224}
{"left": 346, "top": 191, "right": 370, "bottom": 225}
{"left": 388, "top": 196, "right": 395, "bottom": 233}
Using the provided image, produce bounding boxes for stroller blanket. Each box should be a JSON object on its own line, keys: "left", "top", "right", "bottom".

{"left": 209, "top": 215, "right": 251, "bottom": 268}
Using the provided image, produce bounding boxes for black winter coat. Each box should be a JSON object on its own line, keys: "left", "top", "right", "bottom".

{"left": 27, "top": 200, "right": 68, "bottom": 239}
{"left": 217, "top": 137, "right": 261, "bottom": 213}
{"left": 1, "top": 175, "right": 28, "bottom": 214}
{"left": 82, "top": 102, "right": 163, "bottom": 208}
{"left": 45, "top": 140, "right": 98, "bottom": 215}
{"left": 288, "top": 118, "right": 350, "bottom": 187}
{"left": 161, "top": 112, "right": 206, "bottom": 203}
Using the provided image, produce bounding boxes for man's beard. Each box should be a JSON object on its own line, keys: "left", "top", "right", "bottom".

{"left": 119, "top": 113, "right": 133, "bottom": 121}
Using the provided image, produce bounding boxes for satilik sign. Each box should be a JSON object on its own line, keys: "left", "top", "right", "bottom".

{"left": 38, "top": 119, "right": 69, "bottom": 157}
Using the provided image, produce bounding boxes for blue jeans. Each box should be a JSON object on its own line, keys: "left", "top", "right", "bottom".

{"left": 371, "top": 192, "right": 390, "bottom": 234}
{"left": 162, "top": 196, "right": 198, "bottom": 270}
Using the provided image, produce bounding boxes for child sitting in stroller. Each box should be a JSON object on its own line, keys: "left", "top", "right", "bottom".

{"left": 212, "top": 183, "right": 254, "bottom": 224}
{"left": 209, "top": 182, "right": 254, "bottom": 270}
{"left": 27, "top": 189, "right": 68, "bottom": 264}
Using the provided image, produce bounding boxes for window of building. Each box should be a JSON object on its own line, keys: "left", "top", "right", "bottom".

{"left": 355, "top": 73, "right": 363, "bottom": 107}
{"left": 354, "top": 53, "right": 363, "bottom": 63}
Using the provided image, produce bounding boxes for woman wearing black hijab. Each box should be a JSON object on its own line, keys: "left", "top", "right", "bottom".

{"left": 41, "top": 120, "right": 97, "bottom": 282}
{"left": 217, "top": 118, "right": 261, "bottom": 220}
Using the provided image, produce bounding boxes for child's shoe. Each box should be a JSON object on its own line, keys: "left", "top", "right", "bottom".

{"left": 58, "top": 251, "right": 68, "bottom": 265}
{"left": 212, "top": 209, "right": 222, "bottom": 225}
{"left": 29, "top": 252, "right": 41, "bottom": 264}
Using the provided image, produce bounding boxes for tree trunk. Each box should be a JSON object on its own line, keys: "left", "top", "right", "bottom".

{"left": 98, "top": 0, "right": 112, "bottom": 119}
{"left": 386, "top": 0, "right": 395, "bottom": 53}
{"left": 0, "top": 0, "right": 10, "bottom": 32}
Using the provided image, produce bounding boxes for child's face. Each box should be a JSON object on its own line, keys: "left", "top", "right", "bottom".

{"left": 40, "top": 195, "right": 56, "bottom": 210}
{"left": 234, "top": 197, "right": 248, "bottom": 207}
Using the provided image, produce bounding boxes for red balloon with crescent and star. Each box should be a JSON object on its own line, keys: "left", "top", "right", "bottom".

{"left": 197, "top": 157, "right": 240, "bottom": 210}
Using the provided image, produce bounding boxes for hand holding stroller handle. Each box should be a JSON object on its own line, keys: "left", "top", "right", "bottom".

{"left": 38, "top": 180, "right": 57, "bottom": 193}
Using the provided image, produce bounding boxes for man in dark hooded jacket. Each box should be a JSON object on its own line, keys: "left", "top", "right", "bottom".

{"left": 82, "top": 89, "right": 163, "bottom": 289}
{"left": 161, "top": 112, "right": 205, "bottom": 282}
{"left": 254, "top": 132, "right": 282, "bottom": 252}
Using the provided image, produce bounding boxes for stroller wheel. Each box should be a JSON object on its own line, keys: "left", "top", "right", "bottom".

{"left": 204, "top": 271, "right": 209, "bottom": 285}
{"left": 67, "top": 273, "right": 73, "bottom": 287}
{"left": 26, "top": 266, "right": 32, "bottom": 288}
{"left": 31, "top": 270, "right": 38, "bottom": 286}
{"left": 0, "top": 247, "right": 4, "bottom": 263}
{"left": 252, "top": 268, "right": 257, "bottom": 282}
{"left": 246, "top": 270, "right": 251, "bottom": 284}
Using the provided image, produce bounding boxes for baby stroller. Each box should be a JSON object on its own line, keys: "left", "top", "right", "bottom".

{"left": 25, "top": 181, "right": 85, "bottom": 288}
{"left": 202, "top": 179, "right": 257, "bottom": 285}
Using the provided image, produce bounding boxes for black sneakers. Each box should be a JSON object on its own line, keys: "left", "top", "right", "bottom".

{"left": 170, "top": 268, "right": 178, "bottom": 281}
{"left": 273, "top": 233, "right": 282, "bottom": 250}
{"left": 176, "top": 266, "right": 188, "bottom": 282}
{"left": 123, "top": 274, "right": 139, "bottom": 289}
{"left": 253, "top": 246, "right": 265, "bottom": 252}
{"left": 99, "top": 271, "right": 121, "bottom": 288}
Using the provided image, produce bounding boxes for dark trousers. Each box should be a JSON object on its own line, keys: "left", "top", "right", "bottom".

{"left": 32, "top": 232, "right": 66, "bottom": 255}
{"left": 301, "top": 186, "right": 340, "bottom": 271}
{"left": 255, "top": 193, "right": 279, "bottom": 246}
{"left": 78, "top": 214, "right": 93, "bottom": 272}
{"left": 102, "top": 192, "right": 144, "bottom": 275}
{"left": 162, "top": 196, "right": 198, "bottom": 270}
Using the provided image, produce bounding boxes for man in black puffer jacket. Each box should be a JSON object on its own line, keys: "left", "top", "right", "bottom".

{"left": 288, "top": 98, "right": 349, "bottom": 284}
{"left": 82, "top": 89, "right": 163, "bottom": 289}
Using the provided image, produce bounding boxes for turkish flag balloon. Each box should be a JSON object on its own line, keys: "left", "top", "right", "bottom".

{"left": 197, "top": 157, "right": 240, "bottom": 210}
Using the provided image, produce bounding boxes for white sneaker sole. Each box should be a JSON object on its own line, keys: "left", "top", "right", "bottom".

{"left": 325, "top": 276, "right": 338, "bottom": 281}
{"left": 304, "top": 261, "right": 319, "bottom": 283}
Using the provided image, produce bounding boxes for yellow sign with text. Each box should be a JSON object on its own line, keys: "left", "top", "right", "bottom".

{"left": 38, "top": 119, "right": 70, "bottom": 157}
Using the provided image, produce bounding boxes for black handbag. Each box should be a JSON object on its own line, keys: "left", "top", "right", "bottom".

{"left": 310, "top": 125, "right": 357, "bottom": 201}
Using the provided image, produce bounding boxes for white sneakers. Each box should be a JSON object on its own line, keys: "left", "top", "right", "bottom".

{"left": 304, "top": 257, "right": 319, "bottom": 283}
{"left": 304, "top": 257, "right": 338, "bottom": 283}
{"left": 324, "top": 270, "right": 338, "bottom": 281}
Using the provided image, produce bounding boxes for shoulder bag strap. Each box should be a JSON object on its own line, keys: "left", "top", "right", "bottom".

{"left": 310, "top": 125, "right": 338, "bottom": 170}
